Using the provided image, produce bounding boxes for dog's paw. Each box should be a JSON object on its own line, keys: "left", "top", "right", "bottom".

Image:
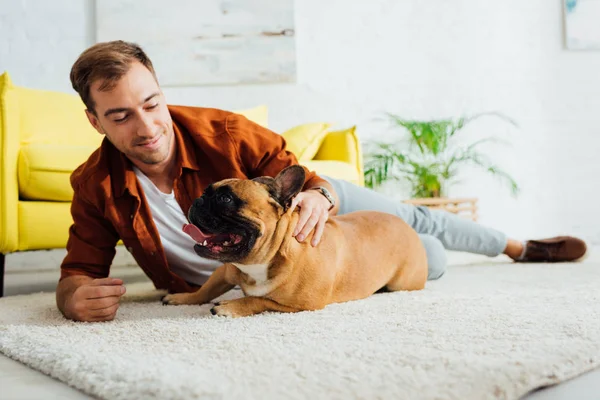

{"left": 161, "top": 293, "right": 192, "bottom": 306}
{"left": 210, "top": 304, "right": 240, "bottom": 318}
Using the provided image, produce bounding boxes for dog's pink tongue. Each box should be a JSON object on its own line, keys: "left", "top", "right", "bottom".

{"left": 182, "top": 224, "right": 212, "bottom": 242}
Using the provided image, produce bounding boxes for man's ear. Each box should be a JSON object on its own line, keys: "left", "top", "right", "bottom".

{"left": 85, "top": 109, "right": 104, "bottom": 135}
{"left": 273, "top": 165, "right": 306, "bottom": 210}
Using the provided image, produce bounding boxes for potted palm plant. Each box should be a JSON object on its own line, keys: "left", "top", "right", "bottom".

{"left": 363, "top": 112, "right": 519, "bottom": 220}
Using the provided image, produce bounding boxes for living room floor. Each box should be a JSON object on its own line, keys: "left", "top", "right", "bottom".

{"left": 2, "top": 249, "right": 599, "bottom": 400}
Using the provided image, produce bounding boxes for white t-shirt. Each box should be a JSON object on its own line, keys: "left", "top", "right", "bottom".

{"left": 133, "top": 167, "right": 222, "bottom": 285}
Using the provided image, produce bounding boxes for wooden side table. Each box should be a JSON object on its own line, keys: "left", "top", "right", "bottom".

{"left": 402, "top": 197, "right": 479, "bottom": 221}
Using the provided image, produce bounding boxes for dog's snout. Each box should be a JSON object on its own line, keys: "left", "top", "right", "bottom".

{"left": 193, "top": 197, "right": 204, "bottom": 208}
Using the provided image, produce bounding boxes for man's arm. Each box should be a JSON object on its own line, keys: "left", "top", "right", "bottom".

{"left": 56, "top": 275, "right": 125, "bottom": 322}
{"left": 302, "top": 181, "right": 339, "bottom": 216}
{"left": 57, "top": 275, "right": 94, "bottom": 316}
{"left": 289, "top": 181, "right": 338, "bottom": 246}
{"left": 226, "top": 114, "right": 339, "bottom": 246}
{"left": 57, "top": 183, "right": 124, "bottom": 321}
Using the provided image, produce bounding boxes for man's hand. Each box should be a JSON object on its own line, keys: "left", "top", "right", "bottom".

{"left": 58, "top": 277, "right": 126, "bottom": 322}
{"left": 290, "top": 190, "right": 332, "bottom": 247}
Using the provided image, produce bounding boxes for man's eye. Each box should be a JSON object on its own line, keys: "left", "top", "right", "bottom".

{"left": 147, "top": 103, "right": 159, "bottom": 110}
{"left": 113, "top": 115, "right": 128, "bottom": 123}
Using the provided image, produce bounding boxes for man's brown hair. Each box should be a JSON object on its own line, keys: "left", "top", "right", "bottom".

{"left": 70, "top": 40, "right": 157, "bottom": 114}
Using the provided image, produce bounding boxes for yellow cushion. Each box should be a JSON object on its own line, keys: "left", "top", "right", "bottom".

{"left": 12, "top": 80, "right": 101, "bottom": 147}
{"left": 18, "top": 144, "right": 98, "bottom": 201}
{"left": 233, "top": 105, "right": 269, "bottom": 128}
{"left": 281, "top": 122, "right": 332, "bottom": 160}
{"left": 313, "top": 126, "right": 364, "bottom": 186}
{"left": 17, "top": 200, "right": 124, "bottom": 250}
{"left": 302, "top": 160, "right": 362, "bottom": 186}
{"left": 313, "top": 126, "right": 359, "bottom": 163}
{"left": 17, "top": 201, "right": 72, "bottom": 250}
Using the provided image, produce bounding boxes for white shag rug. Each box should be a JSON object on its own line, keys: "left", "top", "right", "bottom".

{"left": 1, "top": 253, "right": 599, "bottom": 400}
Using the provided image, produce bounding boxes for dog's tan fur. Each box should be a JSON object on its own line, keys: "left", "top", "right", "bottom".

{"left": 162, "top": 166, "right": 428, "bottom": 317}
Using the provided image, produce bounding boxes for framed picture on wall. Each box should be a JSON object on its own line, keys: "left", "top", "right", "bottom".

{"left": 96, "top": 0, "right": 296, "bottom": 86}
{"left": 564, "top": 0, "right": 600, "bottom": 49}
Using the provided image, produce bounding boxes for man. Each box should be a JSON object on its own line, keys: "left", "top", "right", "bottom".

{"left": 57, "top": 41, "right": 587, "bottom": 322}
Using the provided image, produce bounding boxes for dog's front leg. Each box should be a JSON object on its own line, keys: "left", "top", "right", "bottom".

{"left": 210, "top": 297, "right": 300, "bottom": 318}
{"left": 162, "top": 263, "right": 238, "bottom": 306}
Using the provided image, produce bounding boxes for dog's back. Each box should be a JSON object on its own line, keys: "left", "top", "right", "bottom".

{"left": 270, "top": 210, "right": 428, "bottom": 310}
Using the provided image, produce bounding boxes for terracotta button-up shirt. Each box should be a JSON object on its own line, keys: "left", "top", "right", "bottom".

{"left": 60, "top": 105, "right": 326, "bottom": 293}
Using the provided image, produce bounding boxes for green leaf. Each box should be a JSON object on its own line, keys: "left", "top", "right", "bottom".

{"left": 365, "top": 111, "right": 520, "bottom": 197}
{"left": 451, "top": 111, "right": 519, "bottom": 137}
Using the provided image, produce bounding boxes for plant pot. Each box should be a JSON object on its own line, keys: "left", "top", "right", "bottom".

{"left": 402, "top": 197, "right": 479, "bottom": 221}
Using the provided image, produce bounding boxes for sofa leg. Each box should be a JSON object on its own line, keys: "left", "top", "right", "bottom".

{"left": 0, "top": 253, "right": 4, "bottom": 298}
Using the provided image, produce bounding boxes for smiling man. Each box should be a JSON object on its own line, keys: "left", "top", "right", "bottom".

{"left": 56, "top": 40, "right": 587, "bottom": 322}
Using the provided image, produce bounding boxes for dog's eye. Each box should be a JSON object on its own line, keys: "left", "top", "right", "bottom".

{"left": 217, "top": 194, "right": 232, "bottom": 204}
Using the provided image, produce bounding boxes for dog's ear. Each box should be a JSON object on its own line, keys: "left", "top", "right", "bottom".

{"left": 273, "top": 165, "right": 306, "bottom": 210}
{"left": 252, "top": 176, "right": 275, "bottom": 186}
{"left": 253, "top": 175, "right": 279, "bottom": 203}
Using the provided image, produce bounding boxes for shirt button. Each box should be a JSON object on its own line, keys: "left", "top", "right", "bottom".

{"left": 130, "top": 214, "right": 134, "bottom": 219}
{"left": 150, "top": 251, "right": 155, "bottom": 256}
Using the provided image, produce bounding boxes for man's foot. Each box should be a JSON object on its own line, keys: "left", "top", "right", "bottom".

{"left": 512, "top": 236, "right": 587, "bottom": 263}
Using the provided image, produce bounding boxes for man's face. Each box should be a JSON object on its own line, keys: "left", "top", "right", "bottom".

{"left": 86, "top": 61, "right": 173, "bottom": 166}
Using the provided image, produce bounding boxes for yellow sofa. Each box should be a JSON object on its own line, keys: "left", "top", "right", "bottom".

{"left": 0, "top": 72, "right": 364, "bottom": 296}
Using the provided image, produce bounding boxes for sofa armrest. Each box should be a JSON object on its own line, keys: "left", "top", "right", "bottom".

{"left": 312, "top": 126, "right": 364, "bottom": 186}
{"left": 0, "top": 72, "right": 20, "bottom": 253}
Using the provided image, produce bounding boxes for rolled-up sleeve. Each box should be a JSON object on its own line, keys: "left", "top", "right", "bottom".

{"left": 59, "top": 183, "right": 119, "bottom": 281}
{"left": 225, "top": 113, "right": 328, "bottom": 189}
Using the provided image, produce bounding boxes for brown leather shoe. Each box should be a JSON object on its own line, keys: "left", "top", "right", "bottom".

{"left": 517, "top": 236, "right": 588, "bottom": 262}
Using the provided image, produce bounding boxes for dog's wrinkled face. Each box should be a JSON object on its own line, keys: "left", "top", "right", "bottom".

{"left": 183, "top": 165, "right": 306, "bottom": 263}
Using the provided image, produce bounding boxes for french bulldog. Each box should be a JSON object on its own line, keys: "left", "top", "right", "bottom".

{"left": 161, "top": 165, "right": 428, "bottom": 317}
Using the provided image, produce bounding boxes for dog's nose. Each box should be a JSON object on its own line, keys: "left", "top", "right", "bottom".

{"left": 193, "top": 197, "right": 204, "bottom": 208}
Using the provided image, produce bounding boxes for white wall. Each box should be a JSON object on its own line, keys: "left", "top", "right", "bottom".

{"left": 2, "top": 0, "right": 599, "bottom": 244}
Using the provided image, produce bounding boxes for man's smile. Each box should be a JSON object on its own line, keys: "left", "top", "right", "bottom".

{"left": 136, "top": 134, "right": 162, "bottom": 149}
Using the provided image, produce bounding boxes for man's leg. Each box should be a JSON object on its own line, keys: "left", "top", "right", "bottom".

{"left": 324, "top": 176, "right": 507, "bottom": 256}
{"left": 322, "top": 176, "right": 587, "bottom": 263}
{"left": 420, "top": 235, "right": 447, "bottom": 280}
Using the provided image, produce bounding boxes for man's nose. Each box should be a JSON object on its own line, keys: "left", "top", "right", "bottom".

{"left": 136, "top": 113, "right": 155, "bottom": 136}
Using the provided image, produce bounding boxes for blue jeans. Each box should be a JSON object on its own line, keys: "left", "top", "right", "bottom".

{"left": 323, "top": 176, "right": 508, "bottom": 280}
